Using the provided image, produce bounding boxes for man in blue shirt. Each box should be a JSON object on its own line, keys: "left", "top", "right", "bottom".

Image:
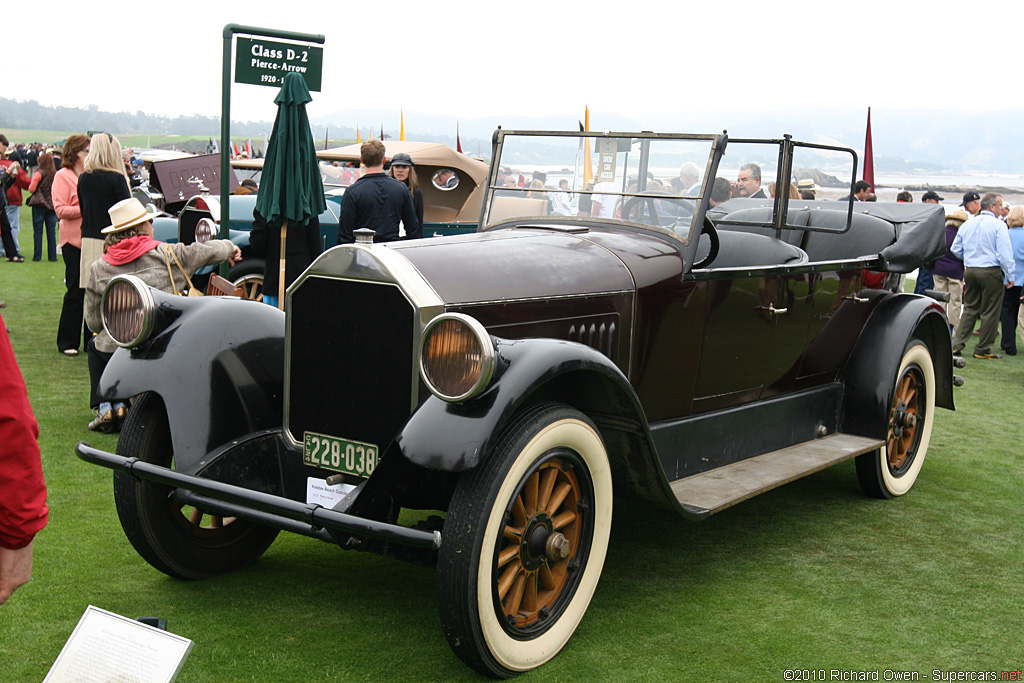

{"left": 951, "top": 193, "right": 1016, "bottom": 359}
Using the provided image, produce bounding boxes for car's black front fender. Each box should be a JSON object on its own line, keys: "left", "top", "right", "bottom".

{"left": 396, "top": 337, "right": 641, "bottom": 471}
{"left": 840, "top": 292, "right": 955, "bottom": 439}
{"left": 98, "top": 293, "right": 285, "bottom": 471}
{"left": 392, "top": 336, "right": 684, "bottom": 512}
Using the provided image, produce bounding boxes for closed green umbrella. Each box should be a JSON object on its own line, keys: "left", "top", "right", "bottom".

{"left": 254, "top": 72, "right": 326, "bottom": 308}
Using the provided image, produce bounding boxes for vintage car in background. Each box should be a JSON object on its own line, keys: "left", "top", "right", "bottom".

{"left": 137, "top": 154, "right": 342, "bottom": 300}
{"left": 225, "top": 141, "right": 486, "bottom": 296}
{"left": 234, "top": 140, "right": 488, "bottom": 234}
{"left": 316, "top": 140, "right": 488, "bottom": 235}
{"left": 78, "top": 129, "right": 955, "bottom": 677}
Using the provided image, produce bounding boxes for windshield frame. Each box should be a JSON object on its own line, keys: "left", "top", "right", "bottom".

{"left": 482, "top": 130, "right": 727, "bottom": 247}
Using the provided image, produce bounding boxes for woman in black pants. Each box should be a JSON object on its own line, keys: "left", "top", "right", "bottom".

{"left": 52, "top": 134, "right": 91, "bottom": 355}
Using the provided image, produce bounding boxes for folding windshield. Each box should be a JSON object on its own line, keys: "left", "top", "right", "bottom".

{"left": 482, "top": 131, "right": 722, "bottom": 244}
{"left": 712, "top": 138, "right": 859, "bottom": 234}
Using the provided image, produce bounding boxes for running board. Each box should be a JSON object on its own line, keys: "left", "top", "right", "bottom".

{"left": 670, "top": 433, "right": 883, "bottom": 516}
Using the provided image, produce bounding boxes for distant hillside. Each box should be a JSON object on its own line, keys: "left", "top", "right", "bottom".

{"left": 6, "top": 98, "right": 1022, "bottom": 175}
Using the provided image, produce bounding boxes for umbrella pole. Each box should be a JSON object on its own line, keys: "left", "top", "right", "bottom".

{"left": 278, "top": 220, "right": 288, "bottom": 310}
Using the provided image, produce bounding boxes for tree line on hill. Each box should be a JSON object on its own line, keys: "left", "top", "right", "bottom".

{"left": 0, "top": 97, "right": 272, "bottom": 138}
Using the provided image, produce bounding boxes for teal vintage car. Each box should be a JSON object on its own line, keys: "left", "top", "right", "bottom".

{"left": 134, "top": 153, "right": 342, "bottom": 300}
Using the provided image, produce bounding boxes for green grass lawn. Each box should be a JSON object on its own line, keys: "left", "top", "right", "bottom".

{"left": 1, "top": 214, "right": 1022, "bottom": 681}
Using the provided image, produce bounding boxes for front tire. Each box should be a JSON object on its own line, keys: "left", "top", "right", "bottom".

{"left": 856, "top": 340, "right": 935, "bottom": 498}
{"left": 228, "top": 260, "right": 265, "bottom": 301}
{"left": 113, "top": 392, "right": 279, "bottom": 579}
{"left": 437, "top": 403, "right": 612, "bottom": 677}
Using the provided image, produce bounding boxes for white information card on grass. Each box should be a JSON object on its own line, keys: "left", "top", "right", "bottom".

{"left": 44, "top": 605, "right": 193, "bottom": 683}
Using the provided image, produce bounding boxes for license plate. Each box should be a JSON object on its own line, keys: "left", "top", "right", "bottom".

{"left": 302, "top": 431, "right": 379, "bottom": 478}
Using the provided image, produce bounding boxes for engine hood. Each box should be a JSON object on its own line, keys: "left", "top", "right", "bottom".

{"left": 381, "top": 228, "right": 637, "bottom": 305}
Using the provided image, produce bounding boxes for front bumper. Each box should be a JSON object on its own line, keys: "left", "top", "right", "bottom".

{"left": 75, "top": 441, "right": 441, "bottom": 550}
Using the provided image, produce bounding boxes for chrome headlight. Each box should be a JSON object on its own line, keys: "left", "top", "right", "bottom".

{"left": 101, "top": 275, "right": 156, "bottom": 348}
{"left": 419, "top": 313, "right": 495, "bottom": 402}
{"left": 195, "top": 217, "right": 217, "bottom": 244}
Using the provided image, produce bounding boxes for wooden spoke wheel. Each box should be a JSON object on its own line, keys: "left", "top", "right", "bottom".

{"left": 438, "top": 403, "right": 612, "bottom": 677}
{"left": 856, "top": 340, "right": 935, "bottom": 499}
{"left": 113, "top": 392, "right": 278, "bottom": 579}
{"left": 496, "top": 453, "right": 585, "bottom": 633}
{"left": 232, "top": 273, "right": 264, "bottom": 302}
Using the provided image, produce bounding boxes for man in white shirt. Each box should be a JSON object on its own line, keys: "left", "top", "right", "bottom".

{"left": 591, "top": 180, "right": 619, "bottom": 219}
{"left": 549, "top": 179, "right": 573, "bottom": 216}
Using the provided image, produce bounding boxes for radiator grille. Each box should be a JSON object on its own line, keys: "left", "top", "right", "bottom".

{"left": 287, "top": 277, "right": 416, "bottom": 451}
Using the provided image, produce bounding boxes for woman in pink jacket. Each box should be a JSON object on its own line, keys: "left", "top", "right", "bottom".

{"left": 51, "top": 134, "right": 90, "bottom": 356}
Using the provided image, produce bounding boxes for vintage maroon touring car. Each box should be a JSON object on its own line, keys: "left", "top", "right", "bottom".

{"left": 78, "top": 129, "right": 954, "bottom": 677}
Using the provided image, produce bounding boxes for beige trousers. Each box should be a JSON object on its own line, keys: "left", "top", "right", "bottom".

{"left": 932, "top": 274, "right": 963, "bottom": 332}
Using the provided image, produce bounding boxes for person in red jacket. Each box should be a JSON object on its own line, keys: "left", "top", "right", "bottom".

{"left": 0, "top": 134, "right": 32, "bottom": 258}
{"left": 0, "top": 312, "right": 49, "bottom": 605}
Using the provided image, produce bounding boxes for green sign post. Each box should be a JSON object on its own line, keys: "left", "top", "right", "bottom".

{"left": 219, "top": 25, "right": 325, "bottom": 274}
{"left": 234, "top": 37, "right": 323, "bottom": 92}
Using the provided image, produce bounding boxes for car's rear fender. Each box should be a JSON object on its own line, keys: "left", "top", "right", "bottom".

{"left": 98, "top": 294, "right": 285, "bottom": 471}
{"left": 395, "top": 336, "right": 682, "bottom": 511}
{"left": 840, "top": 293, "right": 955, "bottom": 439}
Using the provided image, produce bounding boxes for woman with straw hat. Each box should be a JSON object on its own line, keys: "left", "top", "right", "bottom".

{"left": 83, "top": 197, "right": 241, "bottom": 432}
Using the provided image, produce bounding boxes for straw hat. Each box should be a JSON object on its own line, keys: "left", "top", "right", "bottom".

{"left": 101, "top": 197, "right": 159, "bottom": 234}
{"left": 797, "top": 179, "right": 820, "bottom": 191}
{"left": 946, "top": 210, "right": 969, "bottom": 225}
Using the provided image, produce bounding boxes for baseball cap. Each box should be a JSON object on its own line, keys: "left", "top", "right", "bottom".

{"left": 922, "top": 190, "right": 944, "bottom": 202}
{"left": 960, "top": 191, "right": 981, "bottom": 206}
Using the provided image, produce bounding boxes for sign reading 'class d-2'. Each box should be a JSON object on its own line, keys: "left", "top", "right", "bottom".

{"left": 235, "top": 37, "right": 323, "bottom": 91}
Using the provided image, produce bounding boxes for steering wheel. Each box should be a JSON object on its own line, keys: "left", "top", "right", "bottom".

{"left": 620, "top": 194, "right": 660, "bottom": 225}
{"left": 691, "top": 217, "right": 720, "bottom": 269}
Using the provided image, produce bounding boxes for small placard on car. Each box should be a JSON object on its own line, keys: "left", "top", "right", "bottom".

{"left": 303, "top": 431, "right": 378, "bottom": 478}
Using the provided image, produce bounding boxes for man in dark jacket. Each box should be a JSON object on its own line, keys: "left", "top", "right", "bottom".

{"left": 337, "top": 139, "right": 420, "bottom": 244}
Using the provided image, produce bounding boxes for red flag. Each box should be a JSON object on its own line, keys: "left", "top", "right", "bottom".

{"left": 456, "top": 122, "right": 462, "bottom": 154}
{"left": 863, "top": 107, "right": 874, "bottom": 192}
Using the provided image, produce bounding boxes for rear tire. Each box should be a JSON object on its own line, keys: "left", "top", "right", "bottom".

{"left": 437, "top": 403, "right": 612, "bottom": 677}
{"left": 856, "top": 340, "right": 935, "bottom": 498}
{"left": 113, "top": 392, "right": 279, "bottom": 579}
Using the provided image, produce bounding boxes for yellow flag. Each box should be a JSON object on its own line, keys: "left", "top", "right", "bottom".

{"left": 357, "top": 125, "right": 361, "bottom": 144}
{"left": 583, "top": 106, "right": 593, "bottom": 188}
{"left": 400, "top": 110, "right": 405, "bottom": 141}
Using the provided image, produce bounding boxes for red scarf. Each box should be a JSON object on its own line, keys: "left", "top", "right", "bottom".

{"left": 102, "top": 235, "right": 162, "bottom": 266}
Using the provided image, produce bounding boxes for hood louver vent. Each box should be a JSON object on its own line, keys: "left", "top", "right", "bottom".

{"left": 568, "top": 320, "right": 616, "bottom": 359}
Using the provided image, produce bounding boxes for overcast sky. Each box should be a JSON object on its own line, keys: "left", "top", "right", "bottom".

{"left": 6, "top": 1, "right": 1017, "bottom": 130}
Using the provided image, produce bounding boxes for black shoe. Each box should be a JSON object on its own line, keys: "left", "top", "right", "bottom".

{"left": 1002, "top": 348, "right": 1017, "bottom": 356}
{"left": 952, "top": 349, "right": 962, "bottom": 356}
